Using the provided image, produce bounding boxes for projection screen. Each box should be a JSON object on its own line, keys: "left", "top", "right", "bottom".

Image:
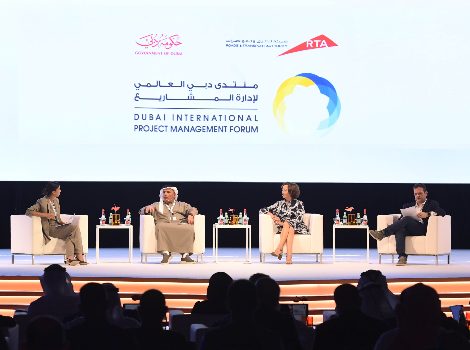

{"left": 0, "top": 0, "right": 468, "bottom": 182}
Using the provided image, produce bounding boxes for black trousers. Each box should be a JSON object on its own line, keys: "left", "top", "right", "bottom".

{"left": 383, "top": 216, "right": 427, "bottom": 257}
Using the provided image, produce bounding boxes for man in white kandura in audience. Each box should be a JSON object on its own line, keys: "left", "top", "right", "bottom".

{"left": 139, "top": 186, "right": 198, "bottom": 264}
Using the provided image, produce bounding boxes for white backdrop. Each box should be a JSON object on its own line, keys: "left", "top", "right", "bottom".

{"left": 1, "top": 0, "right": 469, "bottom": 182}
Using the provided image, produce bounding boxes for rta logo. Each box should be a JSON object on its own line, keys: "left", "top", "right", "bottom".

{"left": 306, "top": 38, "right": 330, "bottom": 48}
{"left": 279, "top": 34, "right": 337, "bottom": 56}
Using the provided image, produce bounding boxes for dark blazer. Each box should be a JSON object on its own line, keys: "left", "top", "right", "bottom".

{"left": 402, "top": 199, "right": 446, "bottom": 228}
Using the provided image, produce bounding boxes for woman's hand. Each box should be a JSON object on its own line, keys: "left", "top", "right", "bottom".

{"left": 273, "top": 216, "right": 282, "bottom": 225}
{"left": 45, "top": 213, "right": 56, "bottom": 220}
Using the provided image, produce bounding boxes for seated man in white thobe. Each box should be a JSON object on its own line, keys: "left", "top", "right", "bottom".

{"left": 139, "top": 186, "right": 198, "bottom": 264}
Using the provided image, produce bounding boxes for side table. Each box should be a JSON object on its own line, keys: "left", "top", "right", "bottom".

{"left": 212, "top": 224, "right": 251, "bottom": 263}
{"left": 95, "top": 224, "right": 133, "bottom": 263}
{"left": 332, "top": 224, "right": 369, "bottom": 263}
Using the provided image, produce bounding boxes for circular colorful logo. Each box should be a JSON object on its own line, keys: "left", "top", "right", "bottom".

{"left": 273, "top": 73, "right": 341, "bottom": 133}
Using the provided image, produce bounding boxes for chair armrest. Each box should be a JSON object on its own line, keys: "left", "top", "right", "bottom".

{"left": 259, "top": 214, "right": 276, "bottom": 253}
{"left": 193, "top": 214, "right": 205, "bottom": 254}
{"left": 305, "top": 214, "right": 323, "bottom": 250}
{"left": 425, "top": 215, "right": 451, "bottom": 253}
{"left": 377, "top": 214, "right": 400, "bottom": 230}
{"left": 139, "top": 215, "right": 156, "bottom": 252}
{"left": 10, "top": 215, "right": 42, "bottom": 254}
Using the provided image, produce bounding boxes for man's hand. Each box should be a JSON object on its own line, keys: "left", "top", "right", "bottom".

{"left": 144, "top": 205, "right": 156, "bottom": 214}
{"left": 188, "top": 214, "right": 194, "bottom": 224}
{"left": 45, "top": 213, "right": 56, "bottom": 220}
{"left": 417, "top": 212, "right": 429, "bottom": 219}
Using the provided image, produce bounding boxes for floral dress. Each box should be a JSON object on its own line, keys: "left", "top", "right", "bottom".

{"left": 259, "top": 199, "right": 309, "bottom": 235}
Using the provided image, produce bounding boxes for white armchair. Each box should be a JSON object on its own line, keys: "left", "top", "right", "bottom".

{"left": 376, "top": 214, "right": 451, "bottom": 264}
{"left": 139, "top": 214, "right": 205, "bottom": 263}
{"left": 10, "top": 215, "right": 89, "bottom": 264}
{"left": 259, "top": 213, "right": 323, "bottom": 263}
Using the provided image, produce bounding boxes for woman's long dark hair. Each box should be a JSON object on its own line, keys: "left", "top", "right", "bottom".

{"left": 42, "top": 182, "right": 60, "bottom": 196}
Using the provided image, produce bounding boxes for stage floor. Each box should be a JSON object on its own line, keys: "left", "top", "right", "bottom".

{"left": 1, "top": 248, "right": 469, "bottom": 281}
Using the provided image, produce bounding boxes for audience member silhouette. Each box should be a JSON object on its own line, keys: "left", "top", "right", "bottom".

{"left": 28, "top": 264, "right": 80, "bottom": 322}
{"left": 132, "top": 289, "right": 188, "bottom": 350}
{"left": 357, "top": 271, "right": 396, "bottom": 329}
{"left": 66, "top": 282, "right": 132, "bottom": 350}
{"left": 0, "top": 315, "right": 16, "bottom": 350}
{"left": 358, "top": 270, "right": 398, "bottom": 310}
{"left": 374, "top": 283, "right": 470, "bottom": 350}
{"left": 248, "top": 273, "right": 270, "bottom": 284}
{"left": 254, "top": 277, "right": 302, "bottom": 350}
{"left": 201, "top": 279, "right": 283, "bottom": 350}
{"left": 313, "top": 283, "right": 387, "bottom": 350}
{"left": 25, "top": 315, "right": 67, "bottom": 350}
{"left": 102, "top": 283, "right": 140, "bottom": 329}
{"left": 192, "top": 272, "right": 233, "bottom": 315}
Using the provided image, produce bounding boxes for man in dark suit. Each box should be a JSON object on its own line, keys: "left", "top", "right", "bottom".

{"left": 369, "top": 183, "right": 446, "bottom": 266}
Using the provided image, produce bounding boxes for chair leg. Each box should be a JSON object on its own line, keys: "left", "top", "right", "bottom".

{"left": 319, "top": 253, "right": 323, "bottom": 263}
{"left": 141, "top": 253, "right": 144, "bottom": 263}
{"left": 447, "top": 254, "right": 450, "bottom": 264}
{"left": 379, "top": 254, "right": 381, "bottom": 264}
{"left": 391, "top": 255, "right": 394, "bottom": 263}
{"left": 435, "top": 255, "right": 439, "bottom": 265}
{"left": 11, "top": 254, "right": 15, "bottom": 264}
{"left": 315, "top": 254, "right": 319, "bottom": 263}
{"left": 32, "top": 255, "right": 35, "bottom": 265}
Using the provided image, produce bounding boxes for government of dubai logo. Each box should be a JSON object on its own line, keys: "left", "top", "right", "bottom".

{"left": 273, "top": 73, "right": 341, "bottom": 134}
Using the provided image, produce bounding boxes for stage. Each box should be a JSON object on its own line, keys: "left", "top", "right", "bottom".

{"left": 2, "top": 247, "right": 470, "bottom": 324}
{"left": 1, "top": 248, "right": 469, "bottom": 280}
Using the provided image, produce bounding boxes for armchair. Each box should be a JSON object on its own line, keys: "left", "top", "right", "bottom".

{"left": 376, "top": 214, "right": 451, "bottom": 264}
{"left": 139, "top": 214, "right": 205, "bottom": 263}
{"left": 10, "top": 215, "right": 89, "bottom": 264}
{"left": 259, "top": 213, "right": 323, "bottom": 263}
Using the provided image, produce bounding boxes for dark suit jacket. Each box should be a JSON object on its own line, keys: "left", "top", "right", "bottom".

{"left": 402, "top": 199, "right": 446, "bottom": 228}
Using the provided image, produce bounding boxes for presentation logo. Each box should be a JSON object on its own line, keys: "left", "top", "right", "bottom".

{"left": 279, "top": 34, "right": 337, "bottom": 56}
{"left": 134, "top": 33, "right": 183, "bottom": 56}
{"left": 273, "top": 73, "right": 341, "bottom": 132}
{"left": 136, "top": 34, "right": 182, "bottom": 49}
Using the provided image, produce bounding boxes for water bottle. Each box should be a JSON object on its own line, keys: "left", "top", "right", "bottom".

{"left": 243, "top": 208, "right": 249, "bottom": 225}
{"left": 362, "top": 209, "right": 368, "bottom": 225}
{"left": 342, "top": 212, "right": 347, "bottom": 225}
{"left": 238, "top": 212, "right": 243, "bottom": 225}
{"left": 356, "top": 212, "right": 361, "bottom": 225}
{"left": 218, "top": 209, "right": 224, "bottom": 225}
{"left": 224, "top": 212, "right": 229, "bottom": 225}
{"left": 100, "top": 209, "right": 106, "bottom": 225}
{"left": 108, "top": 212, "right": 113, "bottom": 225}
{"left": 125, "top": 209, "right": 131, "bottom": 225}
{"left": 334, "top": 209, "right": 340, "bottom": 225}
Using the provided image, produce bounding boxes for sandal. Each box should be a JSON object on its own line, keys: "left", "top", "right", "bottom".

{"left": 271, "top": 250, "right": 283, "bottom": 260}
{"left": 286, "top": 254, "right": 293, "bottom": 264}
{"left": 75, "top": 255, "right": 88, "bottom": 265}
{"left": 65, "top": 258, "right": 79, "bottom": 266}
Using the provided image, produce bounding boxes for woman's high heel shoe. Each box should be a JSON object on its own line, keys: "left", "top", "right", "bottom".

{"left": 75, "top": 256, "right": 88, "bottom": 265}
{"left": 286, "top": 254, "right": 293, "bottom": 264}
{"left": 271, "top": 251, "right": 283, "bottom": 260}
{"left": 65, "top": 258, "right": 79, "bottom": 266}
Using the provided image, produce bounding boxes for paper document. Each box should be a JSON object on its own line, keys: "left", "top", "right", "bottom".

{"left": 59, "top": 214, "right": 75, "bottom": 225}
{"left": 400, "top": 207, "right": 422, "bottom": 222}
